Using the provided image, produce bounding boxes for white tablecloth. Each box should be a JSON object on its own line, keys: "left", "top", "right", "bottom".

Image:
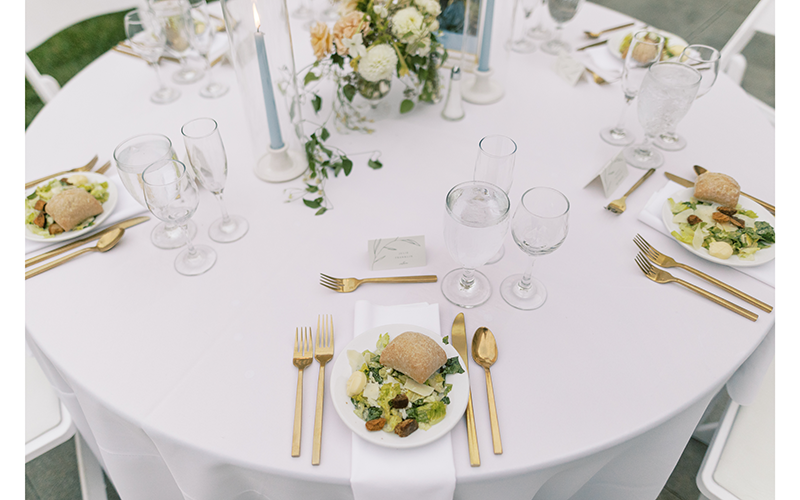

{"left": 25, "top": 1, "right": 775, "bottom": 499}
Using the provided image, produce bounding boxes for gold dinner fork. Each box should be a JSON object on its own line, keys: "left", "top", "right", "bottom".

{"left": 292, "top": 327, "right": 313, "bottom": 457}
{"left": 319, "top": 273, "right": 437, "bottom": 293}
{"left": 95, "top": 160, "right": 112, "bottom": 175}
{"left": 633, "top": 234, "right": 772, "bottom": 313}
{"left": 312, "top": 315, "right": 334, "bottom": 465}
{"left": 605, "top": 168, "right": 655, "bottom": 214}
{"left": 25, "top": 155, "right": 99, "bottom": 189}
{"left": 634, "top": 253, "right": 758, "bottom": 321}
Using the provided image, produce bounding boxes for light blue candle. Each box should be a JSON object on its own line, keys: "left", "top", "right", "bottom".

{"left": 253, "top": 14, "right": 284, "bottom": 150}
{"left": 478, "top": 0, "right": 495, "bottom": 72}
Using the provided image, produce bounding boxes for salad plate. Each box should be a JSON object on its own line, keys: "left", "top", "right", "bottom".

{"left": 25, "top": 172, "right": 119, "bottom": 243}
{"left": 331, "top": 324, "right": 469, "bottom": 449}
{"left": 661, "top": 187, "right": 775, "bottom": 268}
{"left": 607, "top": 27, "right": 687, "bottom": 60}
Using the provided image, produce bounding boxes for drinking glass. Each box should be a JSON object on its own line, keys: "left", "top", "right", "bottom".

{"left": 188, "top": 0, "right": 228, "bottom": 98}
{"left": 123, "top": 10, "right": 180, "bottom": 104}
{"left": 473, "top": 135, "right": 517, "bottom": 264}
{"left": 114, "top": 134, "right": 198, "bottom": 248}
{"left": 599, "top": 31, "right": 664, "bottom": 146}
{"left": 654, "top": 44, "right": 720, "bottom": 151}
{"left": 507, "top": 0, "right": 537, "bottom": 53}
{"left": 540, "top": 0, "right": 584, "bottom": 55}
{"left": 623, "top": 62, "right": 701, "bottom": 169}
{"left": 527, "top": 0, "right": 552, "bottom": 40}
{"left": 142, "top": 159, "right": 216, "bottom": 276}
{"left": 148, "top": 0, "right": 204, "bottom": 84}
{"left": 181, "top": 118, "right": 249, "bottom": 243}
{"left": 442, "top": 181, "right": 511, "bottom": 308}
{"left": 500, "top": 187, "right": 569, "bottom": 310}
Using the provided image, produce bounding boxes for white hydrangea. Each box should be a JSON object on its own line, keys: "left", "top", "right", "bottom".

{"left": 413, "top": 37, "right": 431, "bottom": 56}
{"left": 358, "top": 44, "right": 398, "bottom": 82}
{"left": 414, "top": 0, "right": 441, "bottom": 17}
{"left": 374, "top": 4, "right": 389, "bottom": 18}
{"left": 391, "top": 7, "right": 425, "bottom": 40}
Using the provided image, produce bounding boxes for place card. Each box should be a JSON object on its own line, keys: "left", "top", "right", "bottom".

{"left": 584, "top": 150, "right": 629, "bottom": 198}
{"left": 554, "top": 51, "right": 586, "bottom": 86}
{"left": 368, "top": 235, "right": 426, "bottom": 271}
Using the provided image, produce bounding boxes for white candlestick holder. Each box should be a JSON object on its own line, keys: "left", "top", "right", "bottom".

{"left": 461, "top": 68, "right": 504, "bottom": 105}
{"left": 254, "top": 145, "right": 307, "bottom": 182}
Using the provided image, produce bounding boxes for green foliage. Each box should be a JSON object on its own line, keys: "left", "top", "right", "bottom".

{"left": 400, "top": 99, "right": 415, "bottom": 113}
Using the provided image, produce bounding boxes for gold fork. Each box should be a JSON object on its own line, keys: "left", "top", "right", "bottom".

{"left": 312, "top": 315, "right": 334, "bottom": 465}
{"left": 319, "top": 273, "right": 437, "bottom": 293}
{"left": 634, "top": 253, "right": 758, "bottom": 321}
{"left": 26, "top": 155, "right": 99, "bottom": 189}
{"left": 605, "top": 168, "right": 655, "bottom": 214}
{"left": 634, "top": 234, "right": 773, "bottom": 313}
{"left": 292, "top": 327, "right": 313, "bottom": 457}
{"left": 95, "top": 160, "right": 112, "bottom": 175}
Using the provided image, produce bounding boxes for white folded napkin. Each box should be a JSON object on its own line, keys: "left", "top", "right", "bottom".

{"left": 637, "top": 180, "right": 775, "bottom": 287}
{"left": 350, "top": 300, "right": 456, "bottom": 500}
{"left": 573, "top": 44, "right": 624, "bottom": 83}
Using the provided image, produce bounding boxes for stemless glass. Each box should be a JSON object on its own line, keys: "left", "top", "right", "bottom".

{"left": 188, "top": 0, "right": 228, "bottom": 98}
{"left": 123, "top": 10, "right": 180, "bottom": 104}
{"left": 500, "top": 187, "right": 569, "bottom": 310}
{"left": 540, "top": 0, "right": 584, "bottom": 55}
{"left": 181, "top": 118, "right": 249, "bottom": 243}
{"left": 507, "top": 0, "right": 537, "bottom": 53}
{"left": 473, "top": 135, "right": 517, "bottom": 264}
{"left": 599, "top": 31, "right": 664, "bottom": 146}
{"left": 148, "top": 0, "right": 204, "bottom": 84}
{"left": 442, "top": 181, "right": 511, "bottom": 309}
{"left": 114, "top": 134, "right": 198, "bottom": 248}
{"left": 623, "top": 62, "right": 701, "bottom": 169}
{"left": 527, "top": 0, "right": 552, "bottom": 40}
{"left": 143, "top": 159, "right": 216, "bottom": 276}
{"left": 654, "top": 44, "right": 720, "bottom": 151}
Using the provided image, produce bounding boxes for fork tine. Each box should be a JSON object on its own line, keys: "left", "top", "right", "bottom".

{"left": 634, "top": 253, "right": 651, "bottom": 275}
{"left": 319, "top": 281, "right": 342, "bottom": 292}
{"left": 328, "top": 315, "right": 334, "bottom": 349}
{"left": 320, "top": 273, "right": 343, "bottom": 284}
{"left": 633, "top": 236, "right": 656, "bottom": 260}
{"left": 636, "top": 234, "right": 661, "bottom": 257}
{"left": 294, "top": 327, "right": 299, "bottom": 354}
{"left": 319, "top": 276, "right": 340, "bottom": 287}
{"left": 305, "top": 327, "right": 313, "bottom": 355}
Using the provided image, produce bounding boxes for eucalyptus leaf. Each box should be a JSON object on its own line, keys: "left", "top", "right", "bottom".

{"left": 342, "top": 158, "right": 353, "bottom": 176}
{"left": 304, "top": 71, "right": 320, "bottom": 86}
{"left": 343, "top": 84, "right": 356, "bottom": 102}
{"left": 312, "top": 94, "right": 322, "bottom": 113}
{"left": 400, "top": 99, "right": 414, "bottom": 114}
{"left": 315, "top": 207, "right": 327, "bottom": 215}
{"left": 303, "top": 198, "right": 321, "bottom": 209}
{"left": 368, "top": 159, "right": 383, "bottom": 169}
{"left": 320, "top": 127, "right": 330, "bottom": 141}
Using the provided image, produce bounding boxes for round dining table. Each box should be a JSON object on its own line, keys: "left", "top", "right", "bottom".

{"left": 25, "top": 1, "right": 775, "bottom": 499}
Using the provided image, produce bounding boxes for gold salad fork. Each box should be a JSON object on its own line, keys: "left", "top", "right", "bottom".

{"left": 605, "top": 168, "right": 655, "bottom": 214}
{"left": 634, "top": 253, "right": 758, "bottom": 321}
{"left": 292, "top": 327, "right": 313, "bottom": 457}
{"left": 95, "top": 160, "right": 112, "bottom": 175}
{"left": 634, "top": 234, "right": 772, "bottom": 313}
{"left": 319, "top": 273, "right": 437, "bottom": 293}
{"left": 312, "top": 315, "right": 334, "bottom": 465}
{"left": 26, "top": 155, "right": 99, "bottom": 189}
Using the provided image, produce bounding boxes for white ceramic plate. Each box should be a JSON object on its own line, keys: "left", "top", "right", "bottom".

{"left": 607, "top": 27, "right": 688, "bottom": 60}
{"left": 661, "top": 187, "right": 775, "bottom": 267}
{"left": 330, "top": 324, "right": 469, "bottom": 449}
{"left": 25, "top": 172, "right": 119, "bottom": 242}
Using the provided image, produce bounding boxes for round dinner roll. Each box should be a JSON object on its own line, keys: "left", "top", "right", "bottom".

{"left": 694, "top": 172, "right": 740, "bottom": 207}
{"left": 379, "top": 331, "right": 447, "bottom": 385}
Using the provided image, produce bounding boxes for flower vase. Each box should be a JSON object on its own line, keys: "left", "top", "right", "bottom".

{"left": 356, "top": 76, "right": 392, "bottom": 108}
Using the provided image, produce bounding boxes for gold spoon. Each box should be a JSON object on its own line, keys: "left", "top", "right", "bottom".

{"left": 472, "top": 327, "right": 502, "bottom": 455}
{"left": 693, "top": 165, "right": 775, "bottom": 215}
{"left": 26, "top": 228, "right": 125, "bottom": 279}
{"left": 584, "top": 22, "right": 635, "bottom": 39}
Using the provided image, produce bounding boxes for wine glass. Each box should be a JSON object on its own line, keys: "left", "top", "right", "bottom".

{"left": 527, "top": 0, "right": 552, "bottom": 40}
{"left": 442, "top": 181, "right": 511, "bottom": 309}
{"left": 114, "top": 134, "right": 198, "bottom": 248}
{"left": 599, "top": 31, "right": 664, "bottom": 146}
{"left": 654, "top": 44, "right": 720, "bottom": 151}
{"left": 148, "top": 0, "right": 204, "bottom": 84}
{"left": 188, "top": 0, "right": 228, "bottom": 98}
{"left": 500, "top": 187, "right": 569, "bottom": 310}
{"left": 540, "top": 0, "right": 585, "bottom": 55}
{"left": 473, "top": 135, "right": 517, "bottom": 264}
{"left": 123, "top": 10, "right": 180, "bottom": 104}
{"left": 181, "top": 118, "right": 249, "bottom": 243}
{"left": 142, "top": 159, "right": 216, "bottom": 276}
{"left": 623, "top": 62, "right": 701, "bottom": 169}
{"left": 507, "top": 0, "right": 537, "bottom": 53}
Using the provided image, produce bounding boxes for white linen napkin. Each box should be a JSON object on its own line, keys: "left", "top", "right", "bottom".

{"left": 637, "top": 180, "right": 775, "bottom": 287}
{"left": 573, "top": 44, "right": 624, "bottom": 83}
{"left": 350, "top": 300, "right": 456, "bottom": 500}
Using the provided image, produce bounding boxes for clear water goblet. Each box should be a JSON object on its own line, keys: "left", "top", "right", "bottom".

{"left": 143, "top": 159, "right": 216, "bottom": 275}
{"left": 148, "top": 0, "right": 204, "bottom": 84}
{"left": 527, "top": 0, "right": 552, "bottom": 40}
{"left": 540, "top": 0, "right": 585, "bottom": 55}
{"left": 123, "top": 10, "right": 180, "bottom": 104}
{"left": 442, "top": 181, "right": 511, "bottom": 309}
{"left": 473, "top": 135, "right": 517, "bottom": 264}
{"left": 181, "top": 118, "right": 249, "bottom": 243}
{"left": 507, "top": 0, "right": 538, "bottom": 53}
{"left": 500, "top": 187, "right": 569, "bottom": 310}
{"left": 188, "top": 0, "right": 228, "bottom": 98}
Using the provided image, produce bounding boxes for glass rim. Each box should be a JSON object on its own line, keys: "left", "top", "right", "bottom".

{"left": 647, "top": 61, "right": 702, "bottom": 87}
{"left": 142, "top": 159, "right": 188, "bottom": 187}
{"left": 478, "top": 135, "right": 518, "bottom": 159}
{"left": 181, "top": 117, "right": 219, "bottom": 140}
{"left": 113, "top": 133, "right": 174, "bottom": 169}
{"left": 519, "top": 186, "right": 570, "bottom": 219}
{"left": 681, "top": 44, "right": 721, "bottom": 63}
{"left": 631, "top": 29, "right": 665, "bottom": 45}
{"left": 445, "top": 180, "right": 511, "bottom": 224}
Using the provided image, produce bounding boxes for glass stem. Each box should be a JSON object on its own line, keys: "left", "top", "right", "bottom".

{"left": 459, "top": 268, "right": 476, "bottom": 290}
{"left": 150, "top": 61, "right": 168, "bottom": 91}
{"left": 214, "top": 191, "right": 232, "bottom": 226}
{"left": 203, "top": 54, "right": 214, "bottom": 88}
{"left": 518, "top": 255, "right": 537, "bottom": 291}
{"left": 612, "top": 94, "right": 634, "bottom": 134}
{"left": 661, "top": 127, "right": 679, "bottom": 141}
{"left": 635, "top": 134, "right": 656, "bottom": 157}
{"left": 553, "top": 25, "right": 563, "bottom": 44}
{"left": 183, "top": 224, "right": 198, "bottom": 257}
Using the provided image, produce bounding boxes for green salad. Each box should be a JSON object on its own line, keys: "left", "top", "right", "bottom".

{"left": 25, "top": 177, "right": 109, "bottom": 237}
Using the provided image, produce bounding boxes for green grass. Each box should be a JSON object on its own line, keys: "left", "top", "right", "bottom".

{"left": 25, "top": 10, "right": 133, "bottom": 129}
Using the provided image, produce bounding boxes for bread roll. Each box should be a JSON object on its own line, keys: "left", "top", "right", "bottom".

{"left": 45, "top": 188, "right": 103, "bottom": 231}
{"left": 694, "top": 172, "right": 740, "bottom": 207}
{"left": 379, "top": 331, "right": 447, "bottom": 384}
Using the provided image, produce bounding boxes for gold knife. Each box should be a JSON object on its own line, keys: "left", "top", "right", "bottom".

{"left": 25, "top": 216, "right": 150, "bottom": 267}
{"left": 576, "top": 39, "right": 609, "bottom": 51}
{"left": 26, "top": 156, "right": 99, "bottom": 190}
{"left": 665, "top": 172, "right": 775, "bottom": 215}
{"left": 693, "top": 166, "right": 775, "bottom": 215}
{"left": 451, "top": 313, "right": 480, "bottom": 467}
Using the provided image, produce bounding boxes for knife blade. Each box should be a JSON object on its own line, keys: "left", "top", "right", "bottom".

{"left": 25, "top": 216, "right": 150, "bottom": 267}
{"left": 576, "top": 39, "right": 608, "bottom": 51}
{"left": 664, "top": 172, "right": 695, "bottom": 188}
{"left": 451, "top": 313, "right": 480, "bottom": 467}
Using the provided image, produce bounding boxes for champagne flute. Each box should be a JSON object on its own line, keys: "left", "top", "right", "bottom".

{"left": 188, "top": 0, "right": 228, "bottom": 98}
{"left": 148, "top": 0, "right": 204, "bottom": 84}
{"left": 123, "top": 10, "right": 180, "bottom": 104}
{"left": 500, "top": 187, "right": 569, "bottom": 310}
{"left": 142, "top": 159, "right": 216, "bottom": 275}
{"left": 540, "top": 0, "right": 584, "bottom": 55}
{"left": 599, "top": 30, "right": 664, "bottom": 146}
{"left": 473, "top": 135, "right": 517, "bottom": 264}
{"left": 442, "top": 181, "right": 510, "bottom": 309}
{"left": 527, "top": 0, "right": 552, "bottom": 40}
{"left": 507, "top": 0, "right": 537, "bottom": 53}
{"left": 181, "top": 118, "right": 249, "bottom": 243}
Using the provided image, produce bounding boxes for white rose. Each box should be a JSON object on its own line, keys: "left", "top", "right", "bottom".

{"left": 374, "top": 4, "right": 389, "bottom": 18}
{"left": 414, "top": 0, "right": 441, "bottom": 17}
{"left": 358, "top": 44, "right": 398, "bottom": 82}
{"left": 391, "top": 7, "right": 425, "bottom": 40}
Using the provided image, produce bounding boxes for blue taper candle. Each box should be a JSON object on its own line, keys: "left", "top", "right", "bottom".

{"left": 253, "top": 6, "right": 284, "bottom": 150}
{"left": 478, "top": 0, "right": 496, "bottom": 72}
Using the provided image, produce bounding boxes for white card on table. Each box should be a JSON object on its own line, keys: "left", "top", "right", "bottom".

{"left": 368, "top": 235, "right": 426, "bottom": 271}
{"left": 584, "top": 151, "right": 629, "bottom": 198}
{"left": 554, "top": 51, "right": 586, "bottom": 86}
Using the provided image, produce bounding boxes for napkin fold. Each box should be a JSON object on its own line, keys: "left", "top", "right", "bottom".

{"left": 573, "top": 44, "right": 624, "bottom": 83}
{"left": 350, "top": 300, "right": 456, "bottom": 500}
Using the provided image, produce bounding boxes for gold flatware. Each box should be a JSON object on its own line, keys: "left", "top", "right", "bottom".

{"left": 585, "top": 68, "right": 608, "bottom": 85}
{"left": 292, "top": 327, "right": 313, "bottom": 457}
{"left": 209, "top": 13, "right": 227, "bottom": 31}
{"left": 634, "top": 253, "right": 758, "bottom": 321}
{"left": 312, "top": 314, "right": 334, "bottom": 465}
{"left": 472, "top": 327, "right": 502, "bottom": 455}
{"left": 26, "top": 216, "right": 150, "bottom": 267}
{"left": 319, "top": 273, "right": 437, "bottom": 293}
{"left": 693, "top": 165, "right": 775, "bottom": 215}
{"left": 95, "top": 160, "right": 112, "bottom": 175}
{"left": 26, "top": 228, "right": 125, "bottom": 280}
{"left": 451, "top": 313, "right": 480, "bottom": 466}
{"left": 26, "top": 155, "right": 99, "bottom": 190}
{"left": 584, "top": 22, "right": 635, "bottom": 39}
{"left": 576, "top": 39, "right": 608, "bottom": 51}
{"left": 664, "top": 171, "right": 695, "bottom": 188}
{"left": 633, "top": 234, "right": 772, "bottom": 313}
{"left": 114, "top": 43, "right": 181, "bottom": 63}
{"left": 606, "top": 168, "right": 656, "bottom": 214}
